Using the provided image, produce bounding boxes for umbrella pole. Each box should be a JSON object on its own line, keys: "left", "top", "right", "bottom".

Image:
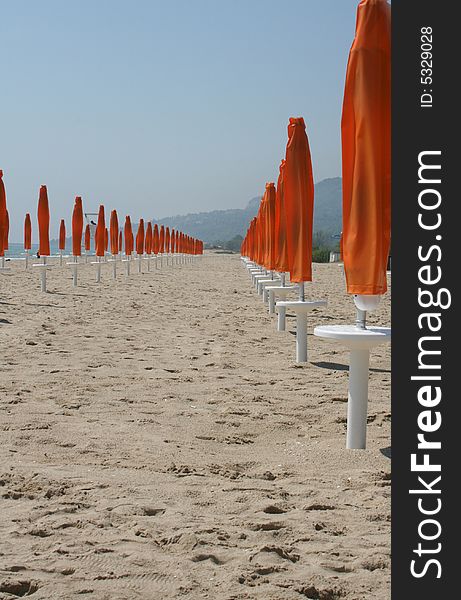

{"left": 138, "top": 255, "right": 142, "bottom": 274}
{"left": 25, "top": 250, "right": 29, "bottom": 269}
{"left": 73, "top": 257, "right": 78, "bottom": 286}
{"left": 295, "top": 283, "right": 307, "bottom": 362}
{"left": 355, "top": 309, "right": 367, "bottom": 330}
{"left": 95, "top": 256, "right": 102, "bottom": 283}
{"left": 60, "top": 250, "right": 63, "bottom": 266}
{"left": 112, "top": 255, "right": 117, "bottom": 279}
{"left": 346, "top": 348, "right": 370, "bottom": 449}
{"left": 41, "top": 256, "right": 47, "bottom": 292}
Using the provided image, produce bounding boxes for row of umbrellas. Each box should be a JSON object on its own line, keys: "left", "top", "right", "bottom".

{"left": 242, "top": 0, "right": 390, "bottom": 300}
{"left": 0, "top": 179, "right": 204, "bottom": 259}
{"left": 241, "top": 116, "right": 315, "bottom": 288}
{"left": 241, "top": 0, "right": 391, "bottom": 450}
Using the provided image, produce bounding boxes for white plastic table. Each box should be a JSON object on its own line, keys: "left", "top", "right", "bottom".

{"left": 266, "top": 285, "right": 297, "bottom": 320}
{"left": 257, "top": 277, "right": 280, "bottom": 297}
{"left": 314, "top": 324, "right": 391, "bottom": 449}
{"left": 276, "top": 299, "right": 327, "bottom": 362}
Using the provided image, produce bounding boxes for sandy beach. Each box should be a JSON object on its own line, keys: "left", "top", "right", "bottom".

{"left": 0, "top": 253, "right": 391, "bottom": 599}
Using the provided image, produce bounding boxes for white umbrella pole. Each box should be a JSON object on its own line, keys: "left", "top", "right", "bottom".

{"left": 73, "top": 257, "right": 78, "bottom": 286}
{"left": 346, "top": 348, "right": 370, "bottom": 449}
{"left": 59, "top": 250, "right": 63, "bottom": 266}
{"left": 96, "top": 256, "right": 102, "bottom": 283}
{"left": 41, "top": 256, "right": 47, "bottom": 292}
{"left": 25, "top": 250, "right": 29, "bottom": 269}
{"left": 112, "top": 255, "right": 117, "bottom": 279}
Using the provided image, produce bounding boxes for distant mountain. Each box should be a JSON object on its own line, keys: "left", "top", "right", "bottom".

{"left": 50, "top": 177, "right": 342, "bottom": 247}
{"left": 155, "top": 177, "right": 342, "bottom": 244}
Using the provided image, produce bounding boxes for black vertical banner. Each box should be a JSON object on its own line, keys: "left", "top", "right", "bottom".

{"left": 392, "top": 1, "right": 458, "bottom": 597}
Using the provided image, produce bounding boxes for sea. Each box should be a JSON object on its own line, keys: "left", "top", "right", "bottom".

{"left": 2, "top": 242, "right": 95, "bottom": 260}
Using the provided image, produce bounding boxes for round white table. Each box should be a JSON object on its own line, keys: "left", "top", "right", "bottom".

{"left": 314, "top": 324, "right": 391, "bottom": 449}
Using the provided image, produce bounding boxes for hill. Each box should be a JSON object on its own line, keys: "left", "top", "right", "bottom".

{"left": 155, "top": 177, "right": 342, "bottom": 244}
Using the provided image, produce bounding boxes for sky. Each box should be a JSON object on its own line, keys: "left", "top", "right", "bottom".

{"left": 1, "top": 0, "right": 359, "bottom": 242}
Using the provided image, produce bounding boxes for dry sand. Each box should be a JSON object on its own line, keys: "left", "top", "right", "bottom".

{"left": 0, "top": 253, "right": 391, "bottom": 599}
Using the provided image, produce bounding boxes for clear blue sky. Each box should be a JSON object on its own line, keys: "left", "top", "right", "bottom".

{"left": 2, "top": 0, "right": 359, "bottom": 241}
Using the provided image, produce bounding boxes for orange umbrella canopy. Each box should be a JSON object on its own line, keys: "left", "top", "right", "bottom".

{"left": 170, "top": 228, "right": 176, "bottom": 253}
{"left": 274, "top": 159, "right": 290, "bottom": 273}
{"left": 104, "top": 227, "right": 109, "bottom": 252}
{"left": 95, "top": 205, "right": 106, "bottom": 257}
{"left": 110, "top": 210, "right": 119, "bottom": 255}
{"left": 159, "top": 225, "right": 165, "bottom": 253}
{"left": 119, "top": 230, "right": 123, "bottom": 254}
{"left": 37, "top": 185, "right": 51, "bottom": 256}
{"left": 341, "top": 0, "right": 391, "bottom": 295}
{"left": 263, "top": 183, "right": 276, "bottom": 271}
{"left": 124, "top": 216, "right": 133, "bottom": 256}
{"left": 72, "top": 197, "right": 84, "bottom": 256}
{"left": 136, "top": 219, "right": 145, "bottom": 255}
{"left": 165, "top": 227, "right": 170, "bottom": 253}
{"left": 24, "top": 213, "right": 32, "bottom": 250}
{"left": 283, "top": 117, "right": 315, "bottom": 284}
{"left": 58, "top": 219, "right": 66, "bottom": 250}
{"left": 84, "top": 224, "right": 91, "bottom": 251}
{"left": 145, "top": 222, "right": 153, "bottom": 254}
{"left": 0, "top": 170, "right": 6, "bottom": 257}
{"left": 153, "top": 224, "right": 159, "bottom": 254}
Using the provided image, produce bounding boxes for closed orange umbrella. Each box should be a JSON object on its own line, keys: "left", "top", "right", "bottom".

{"left": 38, "top": 185, "right": 51, "bottom": 256}
{"left": 124, "top": 216, "right": 133, "bottom": 256}
{"left": 72, "top": 197, "right": 83, "bottom": 257}
{"left": 283, "top": 117, "right": 314, "bottom": 284}
{"left": 95, "top": 205, "right": 105, "bottom": 257}
{"left": 24, "top": 213, "right": 32, "bottom": 250}
{"left": 165, "top": 227, "right": 170, "bottom": 254}
{"left": 104, "top": 227, "right": 109, "bottom": 252}
{"left": 153, "top": 224, "right": 159, "bottom": 254}
{"left": 84, "top": 224, "right": 91, "bottom": 252}
{"left": 145, "top": 222, "right": 153, "bottom": 255}
{"left": 119, "top": 230, "right": 123, "bottom": 254}
{"left": 159, "top": 225, "right": 165, "bottom": 254}
{"left": 170, "top": 228, "right": 176, "bottom": 254}
{"left": 0, "top": 170, "right": 6, "bottom": 258}
{"left": 110, "top": 210, "right": 119, "bottom": 255}
{"left": 263, "top": 183, "right": 276, "bottom": 271}
{"left": 59, "top": 219, "right": 66, "bottom": 251}
{"left": 341, "top": 0, "right": 390, "bottom": 295}
{"left": 136, "top": 219, "right": 145, "bottom": 255}
{"left": 274, "top": 159, "right": 290, "bottom": 273}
